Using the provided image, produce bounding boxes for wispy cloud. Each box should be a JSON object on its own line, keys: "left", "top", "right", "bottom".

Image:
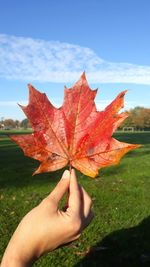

{"left": 0, "top": 99, "right": 144, "bottom": 113}
{"left": 1, "top": 34, "right": 150, "bottom": 84}
{"left": 0, "top": 101, "right": 28, "bottom": 107}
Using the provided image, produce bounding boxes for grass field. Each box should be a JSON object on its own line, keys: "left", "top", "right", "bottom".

{"left": 0, "top": 132, "right": 150, "bottom": 267}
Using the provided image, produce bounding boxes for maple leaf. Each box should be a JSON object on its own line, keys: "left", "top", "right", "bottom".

{"left": 10, "top": 73, "right": 139, "bottom": 178}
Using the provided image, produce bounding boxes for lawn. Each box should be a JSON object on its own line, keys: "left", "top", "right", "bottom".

{"left": 0, "top": 132, "right": 150, "bottom": 267}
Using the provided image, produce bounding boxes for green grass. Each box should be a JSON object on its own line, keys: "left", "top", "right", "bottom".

{"left": 0, "top": 132, "right": 150, "bottom": 267}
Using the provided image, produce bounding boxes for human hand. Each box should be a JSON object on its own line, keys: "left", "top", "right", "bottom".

{"left": 1, "top": 169, "right": 94, "bottom": 267}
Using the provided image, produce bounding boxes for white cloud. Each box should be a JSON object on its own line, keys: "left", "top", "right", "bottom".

{"left": 94, "top": 100, "right": 141, "bottom": 111}
{"left": 0, "top": 101, "right": 27, "bottom": 107}
{"left": 1, "top": 34, "right": 150, "bottom": 84}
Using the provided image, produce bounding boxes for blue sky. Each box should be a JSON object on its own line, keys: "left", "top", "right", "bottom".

{"left": 0, "top": 0, "right": 150, "bottom": 120}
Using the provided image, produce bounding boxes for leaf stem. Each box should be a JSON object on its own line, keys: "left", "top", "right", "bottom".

{"left": 69, "top": 161, "right": 72, "bottom": 173}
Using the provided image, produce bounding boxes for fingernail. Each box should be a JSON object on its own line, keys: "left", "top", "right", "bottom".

{"left": 62, "top": 170, "right": 70, "bottom": 179}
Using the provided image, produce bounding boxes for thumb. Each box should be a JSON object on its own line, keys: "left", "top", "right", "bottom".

{"left": 48, "top": 170, "right": 70, "bottom": 206}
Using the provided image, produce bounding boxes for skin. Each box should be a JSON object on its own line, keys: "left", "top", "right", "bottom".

{"left": 1, "top": 169, "right": 94, "bottom": 267}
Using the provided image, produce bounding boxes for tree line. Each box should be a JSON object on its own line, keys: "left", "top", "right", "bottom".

{"left": 120, "top": 107, "right": 150, "bottom": 131}
{"left": 0, "top": 107, "right": 150, "bottom": 131}
{"left": 0, "top": 118, "right": 31, "bottom": 129}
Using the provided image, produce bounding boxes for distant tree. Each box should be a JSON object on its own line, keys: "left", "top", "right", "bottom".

{"left": 120, "top": 111, "right": 134, "bottom": 128}
{"left": 141, "top": 108, "right": 150, "bottom": 130}
{"left": 0, "top": 123, "right": 4, "bottom": 129}
{"left": 131, "top": 107, "right": 144, "bottom": 129}
{"left": 0, "top": 117, "right": 4, "bottom": 129}
{"left": 4, "top": 119, "right": 16, "bottom": 129}
{"left": 15, "top": 120, "right": 20, "bottom": 129}
{"left": 121, "top": 107, "right": 150, "bottom": 130}
{"left": 20, "top": 118, "right": 31, "bottom": 129}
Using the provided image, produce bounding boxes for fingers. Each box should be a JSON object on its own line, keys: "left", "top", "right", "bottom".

{"left": 80, "top": 186, "right": 93, "bottom": 218}
{"left": 67, "top": 169, "right": 93, "bottom": 220}
{"left": 47, "top": 170, "right": 70, "bottom": 207}
{"left": 67, "top": 169, "right": 82, "bottom": 215}
{"left": 46, "top": 168, "right": 94, "bottom": 234}
{"left": 84, "top": 210, "right": 94, "bottom": 228}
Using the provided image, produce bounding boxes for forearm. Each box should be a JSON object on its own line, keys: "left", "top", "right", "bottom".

{"left": 1, "top": 246, "right": 35, "bottom": 267}
{"left": 1, "top": 254, "right": 29, "bottom": 267}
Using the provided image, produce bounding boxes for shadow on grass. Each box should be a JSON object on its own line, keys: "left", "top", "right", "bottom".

{"left": 0, "top": 164, "right": 65, "bottom": 189}
{"left": 0, "top": 141, "right": 126, "bottom": 189}
{"left": 114, "top": 132, "right": 150, "bottom": 145}
{"left": 75, "top": 216, "right": 150, "bottom": 267}
{"left": 0, "top": 133, "right": 149, "bottom": 188}
{"left": 0, "top": 144, "right": 66, "bottom": 188}
{"left": 124, "top": 148, "right": 150, "bottom": 158}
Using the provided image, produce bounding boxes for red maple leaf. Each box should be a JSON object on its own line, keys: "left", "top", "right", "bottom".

{"left": 10, "top": 73, "right": 139, "bottom": 177}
